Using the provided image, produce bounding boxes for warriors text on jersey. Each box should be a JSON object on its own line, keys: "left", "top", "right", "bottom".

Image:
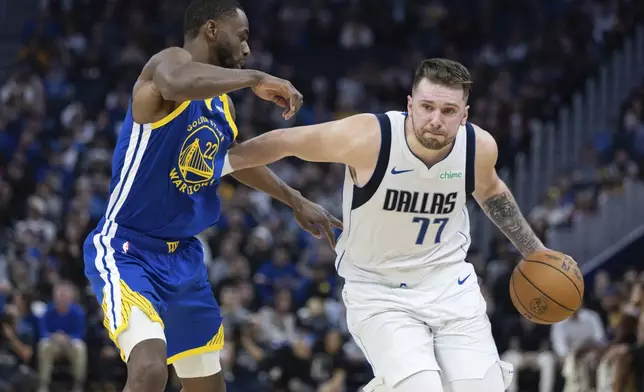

{"left": 335, "top": 111, "right": 476, "bottom": 283}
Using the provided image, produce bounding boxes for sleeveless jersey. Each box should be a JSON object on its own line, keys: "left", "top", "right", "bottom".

{"left": 99, "top": 95, "right": 237, "bottom": 240}
{"left": 335, "top": 111, "right": 476, "bottom": 283}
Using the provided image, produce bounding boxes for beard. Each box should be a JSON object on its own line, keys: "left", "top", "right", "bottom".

{"left": 417, "top": 134, "right": 450, "bottom": 150}
{"left": 410, "top": 117, "right": 455, "bottom": 150}
{"left": 212, "top": 39, "right": 239, "bottom": 69}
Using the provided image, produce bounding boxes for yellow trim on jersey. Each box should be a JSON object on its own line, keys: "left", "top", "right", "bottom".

{"left": 204, "top": 98, "right": 213, "bottom": 111}
{"left": 151, "top": 101, "right": 191, "bottom": 129}
{"left": 101, "top": 279, "right": 164, "bottom": 362}
{"left": 166, "top": 323, "right": 225, "bottom": 364}
{"left": 219, "top": 94, "right": 239, "bottom": 140}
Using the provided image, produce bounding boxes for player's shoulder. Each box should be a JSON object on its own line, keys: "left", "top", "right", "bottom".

{"left": 150, "top": 47, "right": 192, "bottom": 64}
{"left": 334, "top": 112, "right": 381, "bottom": 131}
{"left": 384, "top": 110, "right": 406, "bottom": 117}
{"left": 468, "top": 122, "right": 498, "bottom": 167}
{"left": 325, "top": 113, "right": 382, "bottom": 156}
{"left": 139, "top": 47, "right": 191, "bottom": 80}
{"left": 469, "top": 122, "right": 497, "bottom": 156}
{"left": 382, "top": 110, "right": 406, "bottom": 123}
{"left": 342, "top": 110, "right": 404, "bottom": 131}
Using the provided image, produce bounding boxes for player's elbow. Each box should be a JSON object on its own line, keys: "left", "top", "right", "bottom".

{"left": 249, "top": 128, "right": 299, "bottom": 160}
{"left": 273, "top": 129, "right": 301, "bottom": 158}
{"left": 273, "top": 128, "right": 331, "bottom": 162}
{"left": 228, "top": 130, "right": 293, "bottom": 170}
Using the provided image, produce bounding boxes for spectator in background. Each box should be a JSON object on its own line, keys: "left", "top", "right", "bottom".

{"left": 551, "top": 306, "right": 606, "bottom": 392}
{"left": 596, "top": 307, "right": 639, "bottom": 392}
{"left": 587, "top": 270, "right": 612, "bottom": 321}
{"left": 9, "top": 291, "right": 40, "bottom": 348}
{"left": 599, "top": 286, "right": 624, "bottom": 341}
{"left": 0, "top": 259, "right": 11, "bottom": 309}
{"left": 219, "top": 280, "right": 253, "bottom": 339}
{"left": 255, "top": 246, "right": 300, "bottom": 306}
{"left": 37, "top": 281, "right": 86, "bottom": 392}
{"left": 313, "top": 329, "right": 348, "bottom": 392}
{"left": 529, "top": 189, "right": 574, "bottom": 229}
{"left": 502, "top": 316, "right": 556, "bottom": 392}
{"left": 13, "top": 197, "right": 57, "bottom": 280}
{"left": 0, "top": 64, "right": 45, "bottom": 118}
{"left": 0, "top": 302, "right": 38, "bottom": 392}
{"left": 226, "top": 318, "right": 270, "bottom": 392}
{"left": 596, "top": 279, "right": 643, "bottom": 392}
{"left": 632, "top": 309, "right": 644, "bottom": 391}
{"left": 268, "top": 333, "right": 317, "bottom": 392}
{"left": 295, "top": 263, "right": 336, "bottom": 307}
{"left": 257, "top": 288, "right": 297, "bottom": 349}
{"left": 83, "top": 306, "right": 125, "bottom": 391}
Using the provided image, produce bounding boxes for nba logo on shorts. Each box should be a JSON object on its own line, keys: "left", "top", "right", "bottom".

{"left": 123, "top": 241, "right": 129, "bottom": 253}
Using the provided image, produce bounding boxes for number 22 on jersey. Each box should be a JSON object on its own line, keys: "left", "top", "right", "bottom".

{"left": 412, "top": 217, "right": 449, "bottom": 245}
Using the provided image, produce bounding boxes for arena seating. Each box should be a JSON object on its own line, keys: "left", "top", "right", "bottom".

{"left": 0, "top": 0, "right": 642, "bottom": 391}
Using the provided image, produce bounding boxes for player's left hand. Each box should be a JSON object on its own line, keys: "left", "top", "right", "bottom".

{"left": 292, "top": 198, "right": 343, "bottom": 247}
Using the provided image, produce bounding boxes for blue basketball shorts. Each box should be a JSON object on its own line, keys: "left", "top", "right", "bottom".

{"left": 83, "top": 220, "right": 224, "bottom": 364}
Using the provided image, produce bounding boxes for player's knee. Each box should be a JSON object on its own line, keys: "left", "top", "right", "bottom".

{"left": 127, "top": 360, "right": 167, "bottom": 392}
{"left": 126, "top": 339, "right": 168, "bottom": 392}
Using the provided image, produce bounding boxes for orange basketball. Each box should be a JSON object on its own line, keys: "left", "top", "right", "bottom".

{"left": 509, "top": 249, "right": 584, "bottom": 324}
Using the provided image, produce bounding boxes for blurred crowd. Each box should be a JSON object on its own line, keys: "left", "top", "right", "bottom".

{"left": 526, "top": 81, "right": 644, "bottom": 238}
{"left": 494, "top": 265, "right": 644, "bottom": 392}
{"left": 0, "top": 0, "right": 644, "bottom": 391}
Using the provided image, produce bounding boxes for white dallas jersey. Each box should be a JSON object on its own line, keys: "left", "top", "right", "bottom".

{"left": 335, "top": 111, "right": 476, "bottom": 283}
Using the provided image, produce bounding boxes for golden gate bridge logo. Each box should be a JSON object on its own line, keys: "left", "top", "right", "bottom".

{"left": 176, "top": 125, "right": 221, "bottom": 185}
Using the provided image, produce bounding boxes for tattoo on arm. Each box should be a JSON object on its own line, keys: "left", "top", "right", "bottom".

{"left": 482, "top": 192, "right": 544, "bottom": 257}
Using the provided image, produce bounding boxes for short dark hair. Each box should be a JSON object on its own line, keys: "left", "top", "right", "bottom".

{"left": 184, "top": 0, "right": 242, "bottom": 38}
{"left": 412, "top": 58, "right": 473, "bottom": 100}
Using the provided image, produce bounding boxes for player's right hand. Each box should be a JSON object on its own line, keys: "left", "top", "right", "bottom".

{"left": 252, "top": 73, "right": 303, "bottom": 120}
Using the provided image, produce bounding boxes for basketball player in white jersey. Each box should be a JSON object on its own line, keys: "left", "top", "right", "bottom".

{"left": 223, "top": 58, "right": 560, "bottom": 391}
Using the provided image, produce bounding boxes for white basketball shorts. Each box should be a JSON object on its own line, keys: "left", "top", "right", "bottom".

{"left": 343, "top": 261, "right": 509, "bottom": 388}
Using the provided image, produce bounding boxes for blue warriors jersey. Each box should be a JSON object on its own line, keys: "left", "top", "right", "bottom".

{"left": 83, "top": 95, "right": 235, "bottom": 363}
{"left": 103, "top": 95, "right": 237, "bottom": 240}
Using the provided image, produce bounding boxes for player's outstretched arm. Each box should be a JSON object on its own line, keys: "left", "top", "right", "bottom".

{"left": 232, "top": 164, "right": 342, "bottom": 246}
{"left": 133, "top": 47, "right": 303, "bottom": 123}
{"left": 225, "top": 98, "right": 343, "bottom": 246}
{"left": 144, "top": 47, "right": 263, "bottom": 102}
{"left": 226, "top": 113, "right": 379, "bottom": 171}
{"left": 471, "top": 125, "right": 546, "bottom": 258}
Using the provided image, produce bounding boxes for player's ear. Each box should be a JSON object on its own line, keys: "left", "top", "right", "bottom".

{"left": 461, "top": 105, "right": 469, "bottom": 126}
{"left": 204, "top": 20, "right": 218, "bottom": 41}
{"left": 407, "top": 95, "right": 413, "bottom": 113}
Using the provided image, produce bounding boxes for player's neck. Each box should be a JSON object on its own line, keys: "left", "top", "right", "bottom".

{"left": 404, "top": 117, "right": 454, "bottom": 167}
{"left": 182, "top": 38, "right": 216, "bottom": 65}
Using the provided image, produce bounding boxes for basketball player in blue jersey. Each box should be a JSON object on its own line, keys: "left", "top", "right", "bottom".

{"left": 82, "top": 1, "right": 342, "bottom": 392}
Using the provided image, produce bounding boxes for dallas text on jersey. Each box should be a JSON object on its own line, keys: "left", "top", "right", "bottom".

{"left": 382, "top": 189, "right": 457, "bottom": 215}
